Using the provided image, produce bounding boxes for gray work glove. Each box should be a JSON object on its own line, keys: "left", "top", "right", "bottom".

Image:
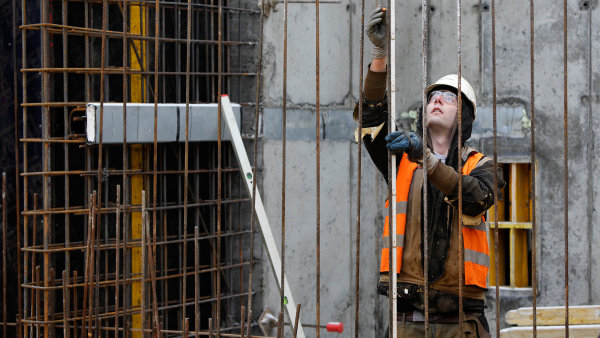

{"left": 367, "top": 6, "right": 387, "bottom": 59}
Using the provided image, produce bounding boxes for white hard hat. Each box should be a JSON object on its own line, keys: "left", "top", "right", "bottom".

{"left": 426, "top": 74, "right": 477, "bottom": 119}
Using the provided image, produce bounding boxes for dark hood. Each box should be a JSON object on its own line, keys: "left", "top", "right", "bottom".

{"left": 414, "top": 97, "right": 475, "bottom": 283}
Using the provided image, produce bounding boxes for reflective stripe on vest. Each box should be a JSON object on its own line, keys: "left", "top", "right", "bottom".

{"left": 379, "top": 151, "right": 490, "bottom": 289}
{"left": 379, "top": 153, "right": 417, "bottom": 274}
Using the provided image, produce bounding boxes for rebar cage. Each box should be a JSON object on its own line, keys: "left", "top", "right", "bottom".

{"left": 18, "top": 0, "right": 261, "bottom": 335}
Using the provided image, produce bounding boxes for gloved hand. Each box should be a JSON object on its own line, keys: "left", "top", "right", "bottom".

{"left": 367, "top": 6, "right": 387, "bottom": 59}
{"left": 353, "top": 95, "right": 387, "bottom": 127}
{"left": 385, "top": 131, "right": 423, "bottom": 161}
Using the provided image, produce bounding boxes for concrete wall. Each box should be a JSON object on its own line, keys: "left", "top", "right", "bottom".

{"left": 249, "top": 0, "right": 600, "bottom": 336}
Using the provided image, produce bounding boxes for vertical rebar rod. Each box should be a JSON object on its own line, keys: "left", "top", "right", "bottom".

{"left": 315, "top": 0, "right": 321, "bottom": 334}
{"left": 152, "top": 0, "right": 160, "bottom": 332}
{"left": 115, "top": 185, "right": 121, "bottom": 337}
{"left": 81, "top": 191, "right": 96, "bottom": 338}
{"left": 72, "top": 270, "right": 78, "bottom": 338}
{"left": 89, "top": 192, "right": 99, "bottom": 337}
{"left": 387, "top": 0, "right": 398, "bottom": 335}
{"left": 63, "top": 270, "right": 69, "bottom": 338}
{"left": 35, "top": 265, "right": 40, "bottom": 337}
{"left": 277, "top": 0, "right": 289, "bottom": 335}
{"left": 217, "top": 0, "right": 224, "bottom": 333}
{"left": 354, "top": 0, "right": 365, "bottom": 334}
{"left": 40, "top": 0, "right": 51, "bottom": 332}
{"left": 491, "top": 0, "right": 501, "bottom": 337}
{"left": 2, "top": 172, "right": 7, "bottom": 337}
{"left": 141, "top": 191, "right": 147, "bottom": 337}
{"left": 21, "top": 0, "right": 29, "bottom": 333}
{"left": 562, "top": 0, "right": 569, "bottom": 335}
{"left": 529, "top": 0, "right": 537, "bottom": 335}
{"left": 61, "top": 0, "right": 72, "bottom": 333}
{"left": 31, "top": 195, "right": 38, "bottom": 338}
{"left": 194, "top": 226, "right": 200, "bottom": 337}
{"left": 245, "top": 0, "right": 265, "bottom": 335}
{"left": 12, "top": 0, "right": 23, "bottom": 330}
{"left": 145, "top": 211, "right": 160, "bottom": 334}
{"left": 121, "top": 0, "right": 131, "bottom": 333}
{"left": 240, "top": 305, "right": 246, "bottom": 337}
{"left": 456, "top": 0, "right": 465, "bottom": 335}
{"left": 421, "top": 0, "right": 430, "bottom": 335}
{"left": 183, "top": 0, "right": 192, "bottom": 326}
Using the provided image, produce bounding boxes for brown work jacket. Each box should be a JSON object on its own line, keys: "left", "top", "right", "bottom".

{"left": 360, "top": 68, "right": 504, "bottom": 303}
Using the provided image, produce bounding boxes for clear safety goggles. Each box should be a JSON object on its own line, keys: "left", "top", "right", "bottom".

{"left": 427, "top": 90, "right": 458, "bottom": 105}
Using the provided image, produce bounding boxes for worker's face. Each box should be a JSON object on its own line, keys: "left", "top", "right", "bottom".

{"left": 426, "top": 90, "right": 458, "bottom": 133}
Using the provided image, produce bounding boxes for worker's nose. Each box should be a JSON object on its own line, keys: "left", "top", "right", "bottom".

{"left": 433, "top": 94, "right": 445, "bottom": 105}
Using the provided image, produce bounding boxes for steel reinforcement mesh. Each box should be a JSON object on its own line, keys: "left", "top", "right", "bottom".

{"left": 18, "top": 0, "right": 260, "bottom": 336}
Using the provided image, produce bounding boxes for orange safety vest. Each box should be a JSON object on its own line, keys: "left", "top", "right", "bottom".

{"left": 380, "top": 152, "right": 489, "bottom": 289}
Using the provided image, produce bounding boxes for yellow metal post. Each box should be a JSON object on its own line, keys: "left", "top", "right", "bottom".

{"left": 130, "top": 2, "right": 146, "bottom": 336}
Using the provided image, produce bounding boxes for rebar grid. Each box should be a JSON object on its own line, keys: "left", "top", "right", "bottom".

{"left": 18, "top": 0, "right": 259, "bottom": 335}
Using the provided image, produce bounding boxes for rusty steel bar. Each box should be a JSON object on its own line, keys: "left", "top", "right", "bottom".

{"left": 195, "top": 226, "right": 200, "bottom": 337}
{"left": 456, "top": 0, "right": 464, "bottom": 335}
{"left": 491, "top": 1, "right": 502, "bottom": 337}
{"left": 354, "top": 0, "right": 365, "bottom": 334}
{"left": 421, "top": 0, "right": 430, "bottom": 334}
{"left": 15, "top": 0, "right": 257, "bottom": 334}
{"left": 562, "top": 0, "right": 569, "bottom": 335}
{"left": 315, "top": 0, "right": 322, "bottom": 334}
{"left": 13, "top": 0, "right": 23, "bottom": 332}
{"left": 276, "top": 0, "right": 289, "bottom": 335}
{"left": 245, "top": 0, "right": 265, "bottom": 333}
{"left": 529, "top": 0, "right": 537, "bottom": 336}
{"left": 141, "top": 191, "right": 147, "bottom": 337}
{"left": 216, "top": 0, "right": 224, "bottom": 333}
{"left": 115, "top": 185, "right": 121, "bottom": 337}
{"left": 63, "top": 270, "right": 70, "bottom": 337}
{"left": 151, "top": 0, "right": 160, "bottom": 332}
{"left": 2, "top": 172, "right": 7, "bottom": 337}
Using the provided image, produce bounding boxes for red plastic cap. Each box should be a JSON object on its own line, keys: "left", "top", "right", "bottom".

{"left": 326, "top": 322, "right": 343, "bottom": 333}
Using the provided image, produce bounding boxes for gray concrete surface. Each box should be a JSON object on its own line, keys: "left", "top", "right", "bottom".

{"left": 248, "top": 0, "right": 600, "bottom": 336}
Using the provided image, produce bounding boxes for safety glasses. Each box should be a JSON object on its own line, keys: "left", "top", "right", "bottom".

{"left": 427, "top": 90, "right": 458, "bottom": 105}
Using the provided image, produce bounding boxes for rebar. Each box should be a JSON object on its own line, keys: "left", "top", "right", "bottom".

{"left": 563, "top": 0, "right": 569, "bottom": 335}
{"left": 456, "top": 0, "right": 464, "bottom": 335}
{"left": 491, "top": 1, "right": 500, "bottom": 337}
{"left": 17, "top": 0, "right": 258, "bottom": 335}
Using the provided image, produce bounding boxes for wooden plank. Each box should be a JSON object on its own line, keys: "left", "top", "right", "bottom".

{"left": 500, "top": 324, "right": 600, "bottom": 338}
{"left": 510, "top": 163, "right": 530, "bottom": 223}
{"left": 487, "top": 221, "right": 532, "bottom": 229}
{"left": 508, "top": 163, "right": 530, "bottom": 287}
{"left": 505, "top": 305, "right": 600, "bottom": 326}
{"left": 510, "top": 228, "right": 528, "bottom": 287}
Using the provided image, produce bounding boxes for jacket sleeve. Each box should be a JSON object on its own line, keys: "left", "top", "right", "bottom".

{"left": 364, "top": 121, "right": 396, "bottom": 182}
{"left": 361, "top": 67, "right": 399, "bottom": 182}
{"left": 428, "top": 156, "right": 505, "bottom": 216}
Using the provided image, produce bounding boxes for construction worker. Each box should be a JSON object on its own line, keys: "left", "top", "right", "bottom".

{"left": 354, "top": 7, "right": 505, "bottom": 337}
